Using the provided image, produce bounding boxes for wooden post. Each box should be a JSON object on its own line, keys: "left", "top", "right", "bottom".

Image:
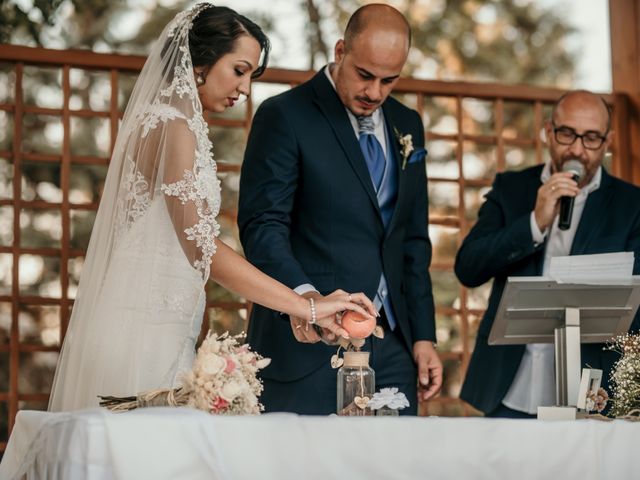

{"left": 609, "top": 0, "right": 640, "bottom": 185}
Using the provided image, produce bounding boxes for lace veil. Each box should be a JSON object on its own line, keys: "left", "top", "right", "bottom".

{"left": 49, "top": 3, "right": 221, "bottom": 411}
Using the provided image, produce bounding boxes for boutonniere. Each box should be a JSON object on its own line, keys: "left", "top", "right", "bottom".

{"left": 394, "top": 127, "right": 428, "bottom": 170}
{"left": 393, "top": 127, "right": 414, "bottom": 170}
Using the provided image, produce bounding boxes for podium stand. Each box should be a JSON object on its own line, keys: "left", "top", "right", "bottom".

{"left": 489, "top": 276, "right": 640, "bottom": 418}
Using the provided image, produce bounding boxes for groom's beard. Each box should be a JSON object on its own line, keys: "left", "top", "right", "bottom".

{"left": 349, "top": 96, "right": 381, "bottom": 117}
{"left": 355, "top": 95, "right": 381, "bottom": 110}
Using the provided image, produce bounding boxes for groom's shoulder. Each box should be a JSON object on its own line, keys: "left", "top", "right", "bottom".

{"left": 385, "top": 95, "right": 419, "bottom": 118}
{"left": 258, "top": 77, "right": 315, "bottom": 111}
{"left": 382, "top": 95, "right": 422, "bottom": 135}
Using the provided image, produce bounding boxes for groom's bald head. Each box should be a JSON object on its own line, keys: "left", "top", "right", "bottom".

{"left": 344, "top": 3, "right": 411, "bottom": 52}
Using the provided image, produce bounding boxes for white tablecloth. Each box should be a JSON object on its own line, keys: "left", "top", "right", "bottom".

{"left": 0, "top": 407, "right": 637, "bottom": 479}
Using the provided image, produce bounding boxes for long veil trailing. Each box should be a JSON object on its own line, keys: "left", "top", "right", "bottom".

{"left": 49, "top": 3, "right": 221, "bottom": 411}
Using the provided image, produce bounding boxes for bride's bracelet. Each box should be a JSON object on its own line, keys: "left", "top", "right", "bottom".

{"left": 309, "top": 298, "right": 317, "bottom": 324}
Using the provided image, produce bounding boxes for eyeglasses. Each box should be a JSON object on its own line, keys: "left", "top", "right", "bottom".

{"left": 552, "top": 123, "right": 608, "bottom": 150}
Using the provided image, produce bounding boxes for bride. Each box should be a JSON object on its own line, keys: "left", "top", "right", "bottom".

{"left": 48, "top": 3, "right": 375, "bottom": 411}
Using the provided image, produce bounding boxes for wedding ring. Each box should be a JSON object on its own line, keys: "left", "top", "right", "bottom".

{"left": 551, "top": 185, "right": 557, "bottom": 192}
{"left": 348, "top": 294, "right": 352, "bottom": 302}
{"left": 295, "top": 324, "right": 302, "bottom": 330}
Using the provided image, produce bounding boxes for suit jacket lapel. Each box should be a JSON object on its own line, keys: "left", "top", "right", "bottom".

{"left": 310, "top": 70, "right": 381, "bottom": 217}
{"left": 571, "top": 168, "right": 615, "bottom": 255}
{"left": 382, "top": 102, "right": 408, "bottom": 235}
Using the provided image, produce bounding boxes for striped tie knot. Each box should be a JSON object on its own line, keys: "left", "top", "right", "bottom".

{"left": 357, "top": 115, "right": 375, "bottom": 136}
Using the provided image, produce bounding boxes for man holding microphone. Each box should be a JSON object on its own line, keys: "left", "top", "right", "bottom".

{"left": 456, "top": 90, "right": 640, "bottom": 418}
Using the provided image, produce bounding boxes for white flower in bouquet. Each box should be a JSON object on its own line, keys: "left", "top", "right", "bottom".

{"left": 368, "top": 387, "right": 410, "bottom": 410}
{"left": 256, "top": 358, "right": 271, "bottom": 369}
{"left": 197, "top": 353, "right": 226, "bottom": 375}
{"left": 221, "top": 380, "right": 242, "bottom": 402}
{"left": 201, "top": 336, "right": 221, "bottom": 354}
{"left": 246, "top": 393, "right": 258, "bottom": 410}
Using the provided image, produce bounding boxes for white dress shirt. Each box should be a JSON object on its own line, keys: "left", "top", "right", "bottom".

{"left": 502, "top": 163, "right": 602, "bottom": 414}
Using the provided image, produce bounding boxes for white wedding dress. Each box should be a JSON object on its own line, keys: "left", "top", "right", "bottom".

{"left": 85, "top": 195, "right": 206, "bottom": 396}
{"left": 56, "top": 196, "right": 206, "bottom": 405}
{"left": 49, "top": 121, "right": 221, "bottom": 410}
{"left": 49, "top": 5, "right": 222, "bottom": 411}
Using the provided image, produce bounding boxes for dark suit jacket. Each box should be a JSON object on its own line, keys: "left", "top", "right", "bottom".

{"left": 238, "top": 69, "right": 436, "bottom": 382}
{"left": 456, "top": 164, "right": 640, "bottom": 414}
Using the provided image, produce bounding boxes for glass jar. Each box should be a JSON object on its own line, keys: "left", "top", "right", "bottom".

{"left": 375, "top": 405, "right": 399, "bottom": 416}
{"left": 336, "top": 351, "right": 375, "bottom": 416}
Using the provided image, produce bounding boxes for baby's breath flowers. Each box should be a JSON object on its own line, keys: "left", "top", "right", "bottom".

{"left": 607, "top": 333, "right": 640, "bottom": 417}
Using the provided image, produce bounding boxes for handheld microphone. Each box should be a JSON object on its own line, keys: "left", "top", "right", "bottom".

{"left": 558, "top": 159, "right": 585, "bottom": 230}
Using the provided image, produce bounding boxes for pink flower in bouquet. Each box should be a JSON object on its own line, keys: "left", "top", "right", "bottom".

{"left": 210, "top": 396, "right": 230, "bottom": 412}
{"left": 224, "top": 357, "right": 237, "bottom": 374}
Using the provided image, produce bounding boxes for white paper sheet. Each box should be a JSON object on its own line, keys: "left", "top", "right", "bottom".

{"left": 549, "top": 252, "right": 634, "bottom": 284}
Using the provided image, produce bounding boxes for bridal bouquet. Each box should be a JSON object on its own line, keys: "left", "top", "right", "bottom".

{"left": 100, "top": 331, "right": 271, "bottom": 415}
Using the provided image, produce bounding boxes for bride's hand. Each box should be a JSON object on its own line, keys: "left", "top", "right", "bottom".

{"left": 323, "top": 289, "right": 377, "bottom": 317}
{"left": 314, "top": 289, "right": 377, "bottom": 339}
{"left": 290, "top": 292, "right": 323, "bottom": 344}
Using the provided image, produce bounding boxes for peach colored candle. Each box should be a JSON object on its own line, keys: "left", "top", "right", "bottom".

{"left": 341, "top": 311, "right": 376, "bottom": 339}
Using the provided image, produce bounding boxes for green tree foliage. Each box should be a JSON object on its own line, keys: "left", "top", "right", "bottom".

{"left": 311, "top": 0, "right": 575, "bottom": 86}
{"left": 0, "top": 0, "right": 65, "bottom": 45}
{"left": 2, "top": 0, "right": 577, "bottom": 85}
{"left": 1, "top": 0, "right": 127, "bottom": 47}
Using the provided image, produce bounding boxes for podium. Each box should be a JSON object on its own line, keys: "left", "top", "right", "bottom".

{"left": 489, "top": 276, "right": 640, "bottom": 417}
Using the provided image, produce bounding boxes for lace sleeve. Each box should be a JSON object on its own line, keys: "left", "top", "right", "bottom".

{"left": 160, "top": 114, "right": 221, "bottom": 281}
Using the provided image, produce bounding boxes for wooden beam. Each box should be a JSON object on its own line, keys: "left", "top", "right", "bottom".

{"left": 0, "top": 45, "right": 583, "bottom": 101}
{"left": 609, "top": 0, "right": 640, "bottom": 185}
{"left": 0, "top": 44, "right": 145, "bottom": 72}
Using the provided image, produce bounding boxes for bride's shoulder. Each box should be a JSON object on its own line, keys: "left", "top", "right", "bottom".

{"left": 139, "top": 104, "right": 196, "bottom": 145}
{"left": 139, "top": 103, "right": 191, "bottom": 137}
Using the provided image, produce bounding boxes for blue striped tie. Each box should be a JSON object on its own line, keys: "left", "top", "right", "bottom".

{"left": 357, "top": 115, "right": 386, "bottom": 191}
{"left": 356, "top": 115, "right": 396, "bottom": 330}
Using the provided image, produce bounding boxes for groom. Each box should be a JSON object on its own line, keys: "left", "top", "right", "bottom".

{"left": 238, "top": 3, "right": 442, "bottom": 415}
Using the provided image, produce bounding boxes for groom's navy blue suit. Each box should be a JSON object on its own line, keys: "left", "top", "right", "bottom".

{"left": 456, "top": 164, "right": 640, "bottom": 415}
{"left": 238, "top": 69, "right": 436, "bottom": 414}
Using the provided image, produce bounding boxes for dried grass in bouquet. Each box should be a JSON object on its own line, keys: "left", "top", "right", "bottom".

{"left": 99, "top": 331, "right": 271, "bottom": 415}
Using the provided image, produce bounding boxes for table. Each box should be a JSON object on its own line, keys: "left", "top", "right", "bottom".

{"left": 0, "top": 407, "right": 637, "bottom": 479}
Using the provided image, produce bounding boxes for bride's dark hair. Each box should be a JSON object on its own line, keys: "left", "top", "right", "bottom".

{"left": 189, "top": 5, "right": 271, "bottom": 78}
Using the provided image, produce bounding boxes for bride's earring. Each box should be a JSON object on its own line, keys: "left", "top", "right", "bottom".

{"left": 195, "top": 71, "right": 206, "bottom": 86}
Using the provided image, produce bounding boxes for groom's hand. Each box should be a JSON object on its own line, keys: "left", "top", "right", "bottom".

{"left": 290, "top": 292, "right": 323, "bottom": 343}
{"left": 413, "top": 340, "right": 443, "bottom": 402}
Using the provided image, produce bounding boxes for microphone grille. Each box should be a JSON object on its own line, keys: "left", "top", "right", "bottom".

{"left": 562, "top": 159, "right": 585, "bottom": 182}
